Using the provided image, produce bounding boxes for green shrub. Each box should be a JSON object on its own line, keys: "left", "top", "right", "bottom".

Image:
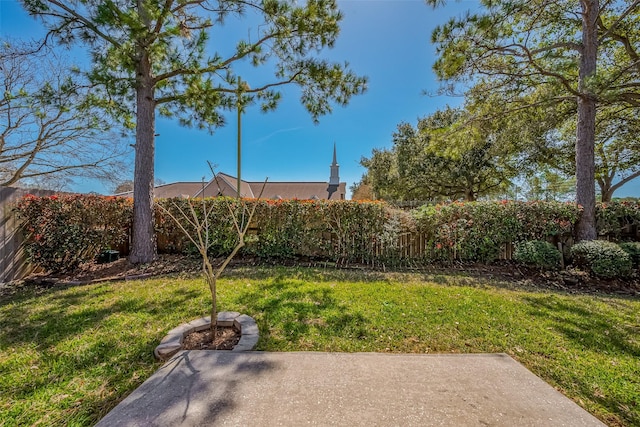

{"left": 155, "top": 197, "right": 242, "bottom": 255}
{"left": 570, "top": 240, "right": 633, "bottom": 279}
{"left": 513, "top": 240, "right": 562, "bottom": 270}
{"left": 14, "top": 194, "right": 132, "bottom": 272}
{"left": 156, "top": 198, "right": 399, "bottom": 263}
{"left": 618, "top": 242, "right": 640, "bottom": 268}
{"left": 15, "top": 193, "right": 640, "bottom": 272}
{"left": 596, "top": 201, "right": 640, "bottom": 238}
{"left": 413, "top": 201, "right": 580, "bottom": 262}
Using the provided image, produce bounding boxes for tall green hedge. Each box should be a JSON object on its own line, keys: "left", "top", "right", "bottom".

{"left": 14, "top": 195, "right": 640, "bottom": 272}
{"left": 155, "top": 198, "right": 402, "bottom": 263}
{"left": 412, "top": 201, "right": 580, "bottom": 262}
{"left": 14, "top": 194, "right": 132, "bottom": 272}
{"left": 596, "top": 201, "right": 640, "bottom": 238}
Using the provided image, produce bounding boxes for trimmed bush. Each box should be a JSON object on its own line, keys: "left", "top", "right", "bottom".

{"left": 155, "top": 197, "right": 242, "bottom": 255}
{"left": 618, "top": 242, "right": 640, "bottom": 269}
{"left": 513, "top": 240, "right": 562, "bottom": 270}
{"left": 155, "top": 198, "right": 403, "bottom": 263}
{"left": 596, "top": 201, "right": 640, "bottom": 238}
{"left": 13, "top": 193, "right": 640, "bottom": 273}
{"left": 14, "top": 194, "right": 132, "bottom": 272}
{"left": 413, "top": 201, "right": 580, "bottom": 262}
{"left": 570, "top": 240, "right": 633, "bottom": 279}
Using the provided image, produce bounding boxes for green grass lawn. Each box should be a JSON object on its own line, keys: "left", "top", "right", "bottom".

{"left": 1, "top": 266, "right": 638, "bottom": 426}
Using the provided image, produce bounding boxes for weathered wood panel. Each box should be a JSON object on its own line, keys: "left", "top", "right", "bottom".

{"left": 0, "top": 187, "right": 57, "bottom": 283}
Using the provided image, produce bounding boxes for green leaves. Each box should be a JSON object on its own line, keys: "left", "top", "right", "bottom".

{"left": 21, "top": 0, "right": 366, "bottom": 129}
{"left": 360, "top": 107, "right": 514, "bottom": 202}
{"left": 413, "top": 200, "right": 581, "bottom": 262}
{"left": 429, "top": 0, "right": 640, "bottom": 221}
{"left": 16, "top": 192, "right": 640, "bottom": 269}
{"left": 15, "top": 194, "right": 133, "bottom": 272}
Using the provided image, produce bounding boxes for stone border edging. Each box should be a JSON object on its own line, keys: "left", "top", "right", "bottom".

{"left": 154, "top": 311, "right": 259, "bottom": 361}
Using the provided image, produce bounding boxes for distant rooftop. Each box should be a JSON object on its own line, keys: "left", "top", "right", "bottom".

{"left": 115, "top": 146, "right": 347, "bottom": 200}
{"left": 116, "top": 174, "right": 346, "bottom": 200}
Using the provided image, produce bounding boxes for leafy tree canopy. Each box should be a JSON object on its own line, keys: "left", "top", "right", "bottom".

{"left": 429, "top": 0, "right": 639, "bottom": 108}
{"left": 426, "top": 0, "right": 639, "bottom": 240}
{"left": 458, "top": 79, "right": 640, "bottom": 202}
{"left": 360, "top": 107, "right": 514, "bottom": 202}
{"left": 22, "top": 0, "right": 368, "bottom": 128}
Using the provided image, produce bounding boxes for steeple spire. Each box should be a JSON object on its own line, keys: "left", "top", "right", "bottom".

{"left": 329, "top": 142, "right": 340, "bottom": 186}
{"left": 327, "top": 143, "right": 340, "bottom": 199}
{"left": 332, "top": 143, "right": 337, "bottom": 166}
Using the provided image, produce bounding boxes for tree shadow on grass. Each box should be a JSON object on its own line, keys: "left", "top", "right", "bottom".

{"left": 0, "top": 280, "right": 213, "bottom": 425}
{"left": 522, "top": 295, "right": 639, "bottom": 357}
{"left": 0, "top": 282, "right": 202, "bottom": 349}
{"left": 521, "top": 294, "right": 640, "bottom": 426}
{"left": 233, "top": 276, "right": 369, "bottom": 350}
{"left": 224, "top": 264, "right": 390, "bottom": 284}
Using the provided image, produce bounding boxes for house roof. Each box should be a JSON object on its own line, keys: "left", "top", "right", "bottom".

{"left": 114, "top": 175, "right": 346, "bottom": 200}
{"left": 114, "top": 182, "right": 204, "bottom": 199}
{"left": 113, "top": 146, "right": 346, "bottom": 200}
{"left": 249, "top": 181, "right": 346, "bottom": 200}
{"left": 154, "top": 182, "right": 204, "bottom": 199}
{"left": 196, "top": 173, "right": 256, "bottom": 198}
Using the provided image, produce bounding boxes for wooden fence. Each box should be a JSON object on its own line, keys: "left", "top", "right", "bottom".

{"left": 0, "top": 187, "right": 58, "bottom": 283}
{"left": 341, "top": 232, "right": 526, "bottom": 264}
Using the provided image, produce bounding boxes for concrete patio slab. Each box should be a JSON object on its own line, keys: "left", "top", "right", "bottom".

{"left": 96, "top": 352, "right": 604, "bottom": 426}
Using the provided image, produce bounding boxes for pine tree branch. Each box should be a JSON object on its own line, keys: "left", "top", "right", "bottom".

{"left": 45, "top": 0, "right": 123, "bottom": 48}
{"left": 597, "top": 0, "right": 640, "bottom": 44}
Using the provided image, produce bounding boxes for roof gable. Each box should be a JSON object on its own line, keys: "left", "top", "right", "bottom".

{"left": 113, "top": 174, "right": 346, "bottom": 200}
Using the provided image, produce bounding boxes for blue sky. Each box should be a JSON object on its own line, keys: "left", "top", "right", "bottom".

{"left": 2, "top": 0, "right": 639, "bottom": 198}
{"left": 1, "top": 0, "right": 471, "bottom": 196}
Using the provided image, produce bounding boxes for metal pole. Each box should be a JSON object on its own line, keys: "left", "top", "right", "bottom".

{"left": 237, "top": 77, "right": 242, "bottom": 199}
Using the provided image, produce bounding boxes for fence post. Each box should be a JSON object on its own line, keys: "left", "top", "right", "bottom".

{"left": 0, "top": 187, "right": 58, "bottom": 283}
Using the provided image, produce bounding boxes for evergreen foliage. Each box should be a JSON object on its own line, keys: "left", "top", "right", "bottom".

{"left": 618, "top": 242, "right": 640, "bottom": 269}
{"left": 570, "top": 240, "right": 633, "bottom": 279}
{"left": 513, "top": 240, "right": 562, "bottom": 270}
{"left": 427, "top": 0, "right": 640, "bottom": 240}
{"left": 360, "top": 108, "right": 514, "bottom": 202}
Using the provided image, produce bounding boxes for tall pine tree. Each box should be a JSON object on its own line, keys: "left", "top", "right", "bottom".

{"left": 22, "top": 0, "right": 367, "bottom": 262}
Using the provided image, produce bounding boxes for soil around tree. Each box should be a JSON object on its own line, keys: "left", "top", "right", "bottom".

{"left": 182, "top": 325, "right": 241, "bottom": 351}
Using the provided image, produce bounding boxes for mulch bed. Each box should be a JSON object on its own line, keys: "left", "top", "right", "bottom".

{"left": 182, "top": 325, "right": 241, "bottom": 351}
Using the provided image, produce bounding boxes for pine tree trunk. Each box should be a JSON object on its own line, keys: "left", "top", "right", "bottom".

{"left": 129, "top": 48, "right": 157, "bottom": 264}
{"left": 575, "top": 0, "right": 599, "bottom": 241}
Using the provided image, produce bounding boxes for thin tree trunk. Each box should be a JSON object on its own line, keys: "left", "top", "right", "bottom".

{"left": 203, "top": 256, "right": 217, "bottom": 336}
{"left": 598, "top": 177, "right": 613, "bottom": 202}
{"left": 601, "top": 188, "right": 613, "bottom": 203}
{"left": 129, "top": 47, "right": 157, "bottom": 264}
{"left": 575, "top": 0, "right": 599, "bottom": 241}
